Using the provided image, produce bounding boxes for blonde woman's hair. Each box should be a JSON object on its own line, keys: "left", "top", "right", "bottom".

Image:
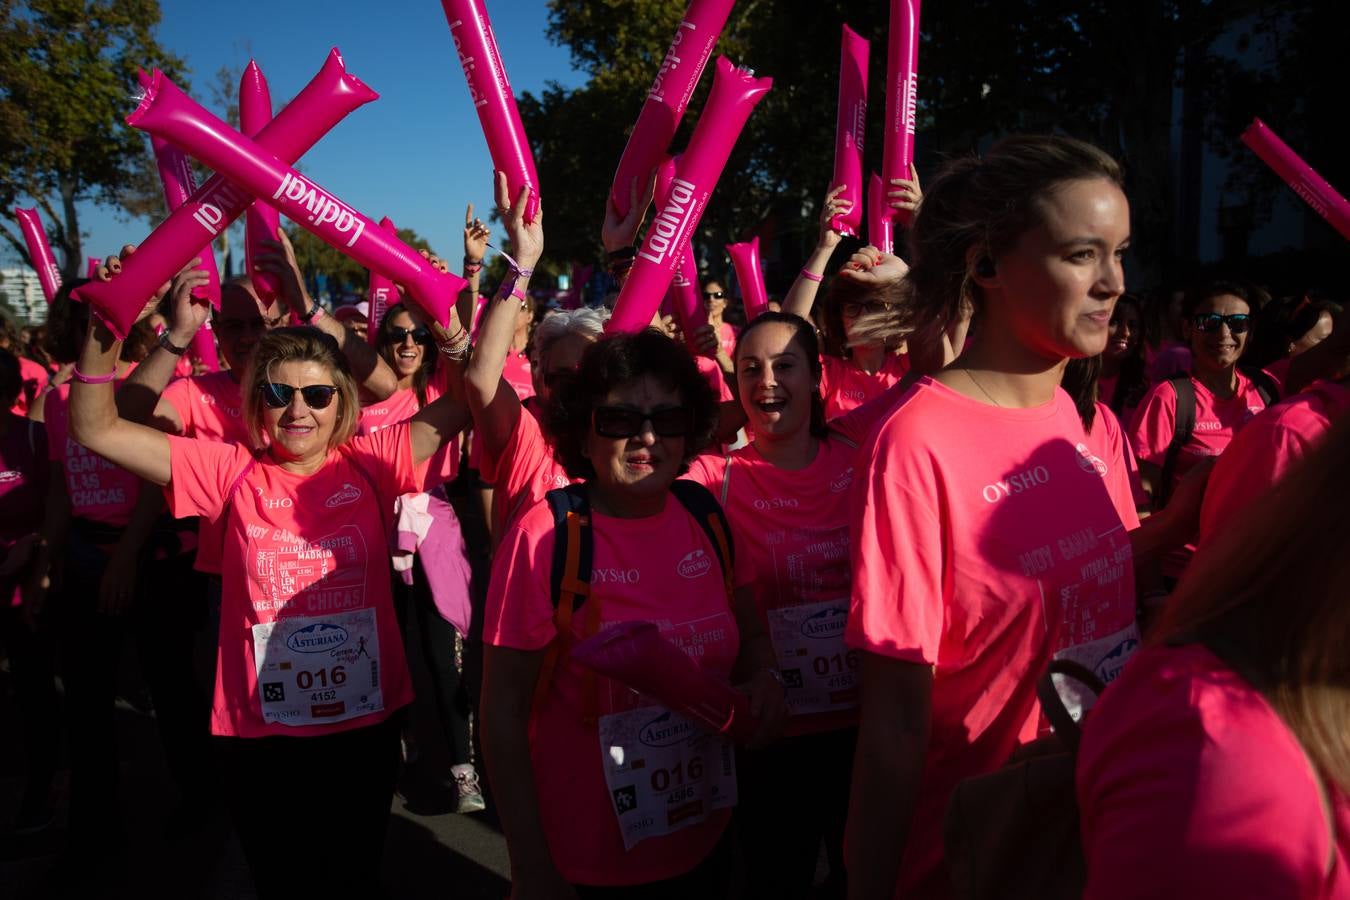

{"left": 1153, "top": 412, "right": 1350, "bottom": 794}
{"left": 848, "top": 133, "right": 1123, "bottom": 351}
{"left": 241, "top": 326, "right": 360, "bottom": 451}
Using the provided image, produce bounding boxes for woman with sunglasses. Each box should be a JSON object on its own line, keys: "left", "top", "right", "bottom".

{"left": 1128, "top": 280, "right": 1273, "bottom": 580}
{"left": 65, "top": 292, "right": 472, "bottom": 893}
{"left": 779, "top": 181, "right": 922, "bottom": 421}
{"left": 482, "top": 328, "right": 786, "bottom": 898}
{"left": 702, "top": 280, "right": 739, "bottom": 358}
{"left": 841, "top": 136, "right": 1170, "bottom": 899}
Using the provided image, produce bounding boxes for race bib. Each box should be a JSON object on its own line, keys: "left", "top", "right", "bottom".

{"left": 598, "top": 705, "right": 737, "bottom": 851}
{"left": 1052, "top": 622, "right": 1140, "bottom": 722}
{"left": 252, "top": 608, "right": 384, "bottom": 727}
{"left": 768, "top": 600, "right": 859, "bottom": 716}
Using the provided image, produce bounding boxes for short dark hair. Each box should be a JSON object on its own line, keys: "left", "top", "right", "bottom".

{"left": 545, "top": 329, "right": 718, "bottom": 480}
{"left": 734, "top": 311, "right": 829, "bottom": 438}
{"left": 1181, "top": 279, "right": 1269, "bottom": 318}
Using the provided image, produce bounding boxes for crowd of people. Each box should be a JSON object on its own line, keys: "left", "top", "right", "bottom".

{"left": 1, "top": 131, "right": 1346, "bottom": 900}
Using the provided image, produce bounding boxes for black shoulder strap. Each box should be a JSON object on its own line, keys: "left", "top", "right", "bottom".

{"left": 1158, "top": 376, "right": 1196, "bottom": 509}
{"left": 670, "top": 479, "right": 735, "bottom": 576}
{"left": 546, "top": 483, "right": 592, "bottom": 612}
{"left": 1241, "top": 365, "right": 1280, "bottom": 408}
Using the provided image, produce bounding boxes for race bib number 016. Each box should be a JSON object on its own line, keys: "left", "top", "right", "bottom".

{"left": 598, "top": 705, "right": 737, "bottom": 851}
{"left": 768, "top": 600, "right": 859, "bottom": 716}
{"left": 252, "top": 608, "right": 384, "bottom": 727}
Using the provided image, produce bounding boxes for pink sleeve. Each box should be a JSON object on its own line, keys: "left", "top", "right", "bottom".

{"left": 1198, "top": 419, "right": 1308, "bottom": 540}
{"left": 165, "top": 436, "right": 252, "bottom": 520}
{"left": 484, "top": 409, "right": 551, "bottom": 503}
{"left": 482, "top": 504, "right": 557, "bottom": 651}
{"left": 828, "top": 378, "right": 914, "bottom": 446}
{"left": 161, "top": 378, "right": 194, "bottom": 435}
{"left": 845, "top": 436, "right": 945, "bottom": 665}
{"left": 1098, "top": 406, "right": 1143, "bottom": 528}
{"left": 344, "top": 421, "right": 418, "bottom": 501}
{"left": 1079, "top": 666, "right": 1334, "bottom": 898}
{"left": 1127, "top": 381, "right": 1178, "bottom": 467}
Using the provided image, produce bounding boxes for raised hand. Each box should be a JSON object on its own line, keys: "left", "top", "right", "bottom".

{"left": 255, "top": 227, "right": 312, "bottom": 315}
{"left": 496, "top": 171, "right": 544, "bottom": 270}
{"left": 464, "top": 203, "right": 490, "bottom": 264}
{"left": 839, "top": 246, "right": 910, "bottom": 285}
{"left": 601, "top": 168, "right": 657, "bottom": 254}
{"left": 886, "top": 164, "right": 923, "bottom": 217}
{"left": 818, "top": 183, "right": 852, "bottom": 251}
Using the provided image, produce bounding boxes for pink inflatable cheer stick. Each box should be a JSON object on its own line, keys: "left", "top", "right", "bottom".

{"left": 442, "top": 0, "right": 541, "bottom": 223}
{"left": 571, "top": 621, "right": 757, "bottom": 742}
{"left": 240, "top": 61, "right": 283, "bottom": 304}
{"left": 149, "top": 135, "right": 224, "bottom": 309}
{"left": 830, "top": 25, "right": 869, "bottom": 237}
{"left": 128, "top": 72, "right": 465, "bottom": 329}
{"left": 727, "top": 235, "right": 768, "bottom": 323}
{"left": 366, "top": 217, "right": 400, "bottom": 345}
{"left": 867, "top": 171, "right": 893, "bottom": 254}
{"left": 1241, "top": 118, "right": 1350, "bottom": 241}
{"left": 607, "top": 58, "right": 772, "bottom": 334}
{"left": 191, "top": 317, "right": 220, "bottom": 372}
{"left": 609, "top": 0, "right": 736, "bottom": 219}
{"left": 13, "top": 208, "right": 62, "bottom": 302}
{"left": 75, "top": 48, "right": 377, "bottom": 339}
{"left": 881, "top": 0, "right": 920, "bottom": 235}
{"left": 653, "top": 157, "right": 708, "bottom": 346}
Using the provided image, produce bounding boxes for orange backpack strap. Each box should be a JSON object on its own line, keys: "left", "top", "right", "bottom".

{"left": 533, "top": 485, "right": 596, "bottom": 714}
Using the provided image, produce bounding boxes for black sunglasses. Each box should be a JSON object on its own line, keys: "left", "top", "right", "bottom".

{"left": 1192, "top": 313, "right": 1251, "bottom": 335}
{"left": 259, "top": 382, "right": 340, "bottom": 410}
{"left": 703, "top": 290, "right": 726, "bottom": 300}
{"left": 593, "top": 405, "right": 692, "bottom": 439}
{"left": 384, "top": 325, "right": 432, "bottom": 344}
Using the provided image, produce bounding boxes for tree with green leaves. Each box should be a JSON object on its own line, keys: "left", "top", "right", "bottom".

{"left": 0, "top": 0, "right": 187, "bottom": 281}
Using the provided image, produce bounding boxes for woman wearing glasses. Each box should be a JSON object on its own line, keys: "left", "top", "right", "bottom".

{"left": 702, "top": 280, "right": 739, "bottom": 358}
{"left": 1128, "top": 281, "right": 1273, "bottom": 580}
{"left": 65, "top": 304, "right": 472, "bottom": 894}
{"left": 482, "top": 328, "right": 786, "bottom": 898}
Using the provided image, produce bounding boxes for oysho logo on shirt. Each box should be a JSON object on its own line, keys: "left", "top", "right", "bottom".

{"left": 592, "top": 567, "right": 641, "bottom": 585}
{"left": 254, "top": 487, "right": 294, "bottom": 510}
{"left": 981, "top": 466, "right": 1052, "bottom": 504}
{"left": 325, "top": 483, "right": 362, "bottom": 508}
{"left": 1074, "top": 443, "right": 1109, "bottom": 478}
{"left": 753, "top": 497, "right": 800, "bottom": 512}
{"left": 677, "top": 549, "right": 712, "bottom": 579}
{"left": 1195, "top": 420, "right": 1223, "bottom": 432}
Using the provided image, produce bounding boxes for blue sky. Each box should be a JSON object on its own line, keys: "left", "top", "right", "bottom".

{"left": 8, "top": 0, "right": 586, "bottom": 275}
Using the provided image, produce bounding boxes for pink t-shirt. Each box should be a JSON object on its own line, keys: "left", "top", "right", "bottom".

{"left": 1198, "top": 380, "right": 1350, "bottom": 546}
{"left": 484, "top": 494, "right": 752, "bottom": 886}
{"left": 480, "top": 404, "right": 573, "bottom": 536}
{"left": 502, "top": 349, "right": 536, "bottom": 402}
{"left": 44, "top": 383, "right": 140, "bottom": 528}
{"left": 165, "top": 424, "right": 418, "bottom": 738}
{"left": 1128, "top": 372, "right": 1268, "bottom": 576}
{"left": 12, "top": 356, "right": 49, "bottom": 417}
{"left": 162, "top": 370, "right": 250, "bottom": 574}
{"left": 682, "top": 401, "right": 890, "bottom": 734}
{"left": 717, "top": 322, "right": 739, "bottom": 359}
{"left": 1078, "top": 643, "right": 1350, "bottom": 900}
{"left": 1091, "top": 402, "right": 1149, "bottom": 513}
{"left": 694, "top": 355, "right": 733, "bottom": 404}
{"left": 819, "top": 353, "right": 910, "bottom": 421}
{"left": 847, "top": 378, "right": 1140, "bottom": 897}
{"left": 359, "top": 376, "right": 460, "bottom": 491}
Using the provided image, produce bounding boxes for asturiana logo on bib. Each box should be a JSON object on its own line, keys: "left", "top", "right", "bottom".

{"left": 829, "top": 467, "right": 855, "bottom": 493}
{"left": 638, "top": 710, "right": 695, "bottom": 748}
{"left": 325, "top": 483, "right": 362, "bottom": 508}
{"left": 286, "top": 622, "right": 349, "bottom": 654}
{"left": 678, "top": 549, "right": 712, "bottom": 579}
{"left": 1094, "top": 636, "right": 1139, "bottom": 685}
{"left": 800, "top": 606, "right": 848, "bottom": 640}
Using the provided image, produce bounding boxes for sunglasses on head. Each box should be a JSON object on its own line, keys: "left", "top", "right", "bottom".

{"left": 1192, "top": 313, "right": 1251, "bottom": 335}
{"left": 703, "top": 290, "right": 726, "bottom": 300}
{"left": 593, "top": 405, "right": 692, "bottom": 439}
{"left": 259, "top": 382, "right": 339, "bottom": 410}
{"left": 384, "top": 325, "right": 432, "bottom": 344}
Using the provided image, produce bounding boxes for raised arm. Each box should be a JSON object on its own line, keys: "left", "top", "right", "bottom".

{"left": 463, "top": 175, "right": 543, "bottom": 463}
{"left": 601, "top": 170, "right": 657, "bottom": 291}
{"left": 457, "top": 204, "right": 491, "bottom": 335}
{"left": 782, "top": 184, "right": 851, "bottom": 319}
{"left": 256, "top": 228, "right": 398, "bottom": 401}
{"left": 69, "top": 316, "right": 173, "bottom": 488}
{"left": 409, "top": 314, "right": 473, "bottom": 466}
{"left": 117, "top": 258, "right": 211, "bottom": 429}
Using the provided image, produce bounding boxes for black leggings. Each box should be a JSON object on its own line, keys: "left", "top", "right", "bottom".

{"left": 216, "top": 713, "right": 402, "bottom": 898}
{"left": 394, "top": 555, "right": 478, "bottom": 766}
{"left": 573, "top": 824, "right": 734, "bottom": 899}
{"left": 735, "top": 727, "right": 857, "bottom": 899}
{"left": 0, "top": 600, "right": 59, "bottom": 807}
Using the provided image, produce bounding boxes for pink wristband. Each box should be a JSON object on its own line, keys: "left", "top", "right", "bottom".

{"left": 72, "top": 367, "right": 117, "bottom": 385}
{"left": 800, "top": 268, "right": 824, "bottom": 283}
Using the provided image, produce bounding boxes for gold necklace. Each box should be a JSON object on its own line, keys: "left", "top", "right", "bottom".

{"left": 963, "top": 367, "right": 1004, "bottom": 408}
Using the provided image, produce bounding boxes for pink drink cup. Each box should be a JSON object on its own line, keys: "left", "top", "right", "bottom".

{"left": 13, "top": 208, "right": 62, "bottom": 302}
{"left": 366, "top": 217, "right": 400, "bottom": 344}
{"left": 74, "top": 48, "right": 377, "bottom": 339}
{"left": 830, "top": 25, "right": 869, "bottom": 237}
{"left": 727, "top": 235, "right": 768, "bottom": 323}
{"left": 881, "top": 0, "right": 920, "bottom": 231}
{"left": 1242, "top": 118, "right": 1350, "bottom": 241}
{"left": 240, "top": 61, "right": 284, "bottom": 304}
{"left": 607, "top": 57, "right": 772, "bottom": 335}
{"left": 442, "top": 0, "right": 541, "bottom": 223}
{"left": 126, "top": 72, "right": 464, "bottom": 329}
{"left": 609, "top": 0, "right": 736, "bottom": 219}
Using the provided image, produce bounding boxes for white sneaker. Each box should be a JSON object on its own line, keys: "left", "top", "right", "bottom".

{"left": 451, "top": 764, "right": 486, "bottom": 814}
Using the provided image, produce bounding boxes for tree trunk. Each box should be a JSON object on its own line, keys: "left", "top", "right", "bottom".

{"left": 59, "top": 178, "right": 83, "bottom": 283}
